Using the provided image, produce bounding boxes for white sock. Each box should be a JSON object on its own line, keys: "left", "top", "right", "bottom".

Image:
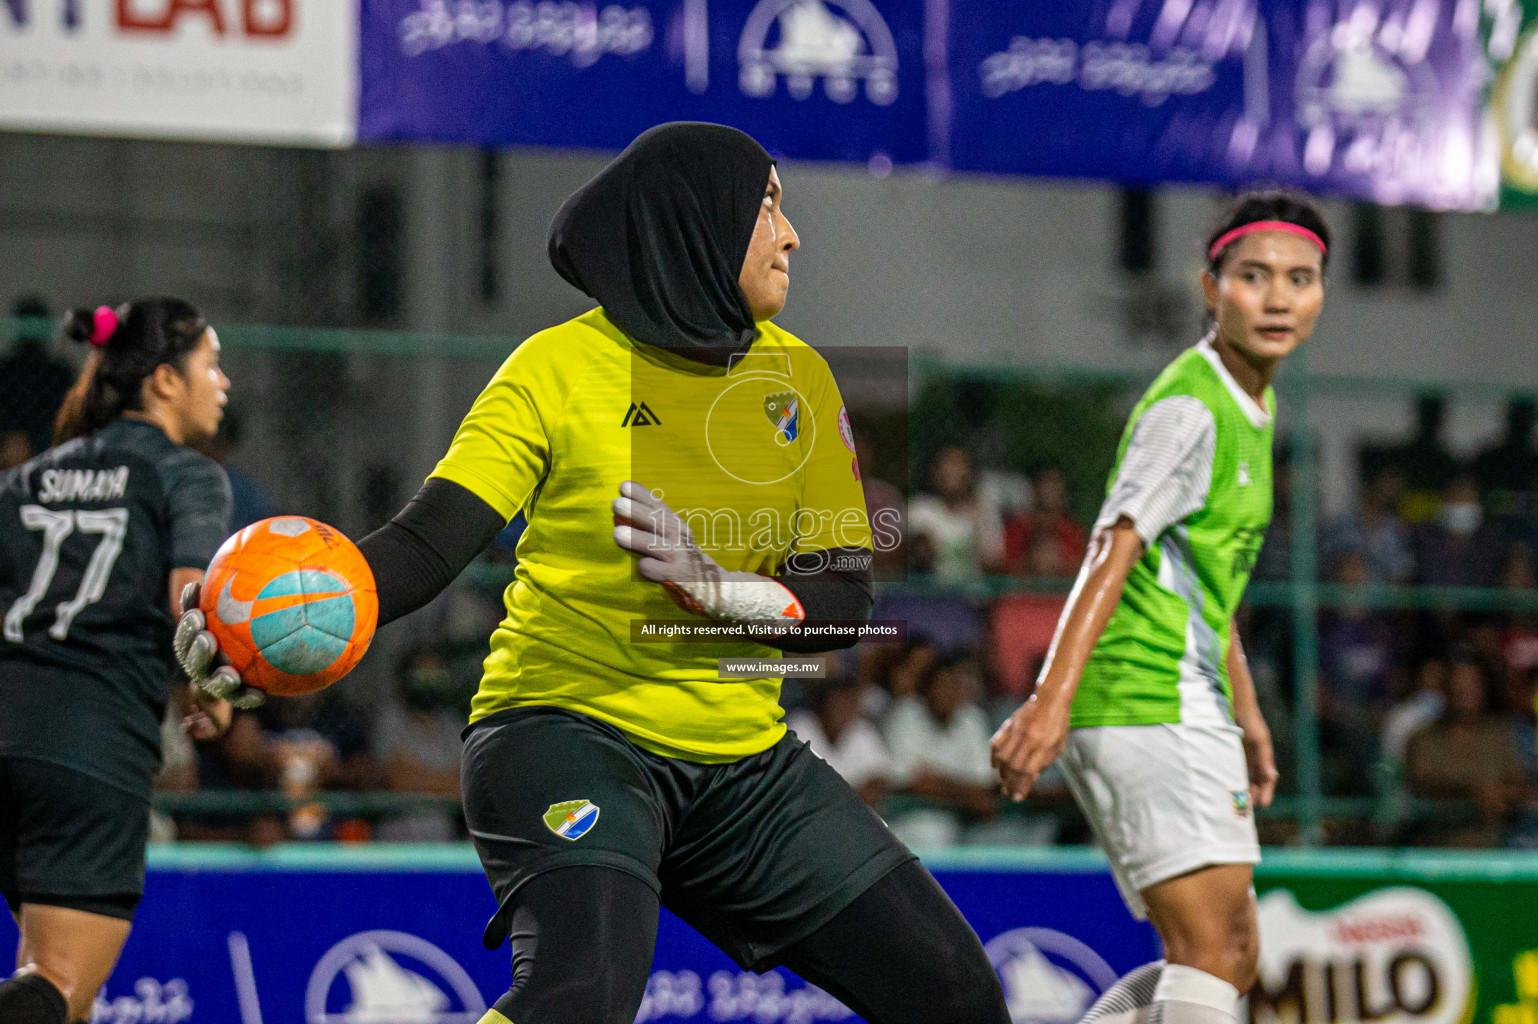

{"left": 1151, "top": 964, "right": 1239, "bottom": 1024}
{"left": 1080, "top": 960, "right": 1166, "bottom": 1024}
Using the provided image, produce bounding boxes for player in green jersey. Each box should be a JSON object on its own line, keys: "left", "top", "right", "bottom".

{"left": 992, "top": 191, "right": 1331, "bottom": 1024}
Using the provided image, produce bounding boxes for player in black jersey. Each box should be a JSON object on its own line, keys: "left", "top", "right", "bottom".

{"left": 0, "top": 299, "right": 234, "bottom": 1024}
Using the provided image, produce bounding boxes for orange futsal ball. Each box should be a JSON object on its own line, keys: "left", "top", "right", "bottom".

{"left": 199, "top": 516, "right": 378, "bottom": 697}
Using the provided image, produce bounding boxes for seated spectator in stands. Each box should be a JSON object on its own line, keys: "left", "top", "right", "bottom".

{"left": 1505, "top": 664, "right": 1538, "bottom": 781}
{"left": 1361, "top": 395, "right": 1459, "bottom": 524}
{"left": 1004, "top": 465, "right": 1086, "bottom": 578}
{"left": 1323, "top": 468, "right": 1415, "bottom": 585}
{"left": 789, "top": 677, "right": 901, "bottom": 807}
{"left": 884, "top": 650, "right": 999, "bottom": 847}
{"left": 852, "top": 426, "right": 906, "bottom": 578}
{"left": 909, "top": 446, "right": 1004, "bottom": 584}
{"left": 195, "top": 408, "right": 278, "bottom": 530}
{"left": 1505, "top": 664, "right": 1538, "bottom": 847}
{"left": 1404, "top": 650, "right": 1532, "bottom": 847}
{"left": 372, "top": 648, "right": 466, "bottom": 841}
{"left": 0, "top": 295, "right": 73, "bottom": 468}
{"left": 1475, "top": 399, "right": 1538, "bottom": 514}
{"left": 486, "top": 510, "right": 528, "bottom": 565}
{"left": 977, "top": 469, "right": 1033, "bottom": 530}
{"left": 1318, "top": 551, "right": 1397, "bottom": 793}
{"left": 1499, "top": 545, "right": 1538, "bottom": 679}
{"left": 267, "top": 690, "right": 378, "bottom": 840}
{"left": 1414, "top": 476, "right": 1504, "bottom": 587}
{"left": 881, "top": 635, "right": 938, "bottom": 707}
{"left": 191, "top": 689, "right": 377, "bottom": 844}
{"left": 1381, "top": 656, "right": 1447, "bottom": 768}
{"left": 151, "top": 686, "right": 202, "bottom": 843}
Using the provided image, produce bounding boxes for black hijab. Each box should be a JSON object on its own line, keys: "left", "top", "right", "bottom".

{"left": 549, "top": 122, "right": 776, "bottom": 365}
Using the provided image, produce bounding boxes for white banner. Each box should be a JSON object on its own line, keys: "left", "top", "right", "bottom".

{"left": 0, "top": 0, "right": 358, "bottom": 146}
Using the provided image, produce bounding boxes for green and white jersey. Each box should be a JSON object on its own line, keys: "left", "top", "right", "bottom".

{"left": 1069, "top": 337, "right": 1274, "bottom": 729}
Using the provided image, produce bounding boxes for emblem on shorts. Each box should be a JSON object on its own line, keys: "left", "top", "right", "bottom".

{"left": 543, "top": 800, "right": 600, "bottom": 840}
{"left": 1232, "top": 791, "right": 1251, "bottom": 818}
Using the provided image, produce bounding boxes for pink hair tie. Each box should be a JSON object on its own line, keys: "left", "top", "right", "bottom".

{"left": 90, "top": 305, "right": 117, "bottom": 346}
{"left": 1207, "top": 220, "right": 1327, "bottom": 262}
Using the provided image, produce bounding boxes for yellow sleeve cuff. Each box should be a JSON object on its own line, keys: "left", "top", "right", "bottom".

{"left": 428, "top": 463, "right": 522, "bottom": 523}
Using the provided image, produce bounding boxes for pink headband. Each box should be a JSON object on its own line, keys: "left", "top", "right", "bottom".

{"left": 90, "top": 305, "right": 117, "bottom": 347}
{"left": 1207, "top": 220, "right": 1327, "bottom": 262}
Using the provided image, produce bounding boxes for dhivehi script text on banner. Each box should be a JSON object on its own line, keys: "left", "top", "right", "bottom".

{"left": 946, "top": 0, "right": 1505, "bottom": 211}
{"left": 0, "top": 0, "right": 358, "bottom": 146}
{"left": 358, "top": 0, "right": 929, "bottom": 163}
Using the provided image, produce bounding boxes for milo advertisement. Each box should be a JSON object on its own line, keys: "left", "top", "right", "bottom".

{"left": 1253, "top": 854, "right": 1538, "bottom": 1024}
{"left": 1491, "top": 0, "right": 1538, "bottom": 209}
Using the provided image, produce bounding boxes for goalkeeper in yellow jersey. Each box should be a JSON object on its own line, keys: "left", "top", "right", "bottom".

{"left": 176, "top": 123, "right": 1010, "bottom": 1024}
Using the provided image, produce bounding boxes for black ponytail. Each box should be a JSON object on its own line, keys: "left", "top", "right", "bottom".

{"left": 54, "top": 297, "right": 208, "bottom": 444}
{"left": 1205, "top": 190, "right": 1332, "bottom": 274}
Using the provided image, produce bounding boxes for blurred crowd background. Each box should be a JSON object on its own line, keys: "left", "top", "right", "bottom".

{"left": 9, "top": 285, "right": 1538, "bottom": 853}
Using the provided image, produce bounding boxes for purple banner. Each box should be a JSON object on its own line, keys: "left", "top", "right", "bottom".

{"left": 360, "top": 0, "right": 932, "bottom": 163}
{"left": 945, "top": 0, "right": 1498, "bottom": 209}
{"left": 355, "top": 1, "right": 1502, "bottom": 205}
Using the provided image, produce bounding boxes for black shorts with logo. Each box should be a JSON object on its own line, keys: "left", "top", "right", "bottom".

{"left": 0, "top": 756, "right": 149, "bottom": 921}
{"left": 462, "top": 706, "right": 915, "bottom": 971}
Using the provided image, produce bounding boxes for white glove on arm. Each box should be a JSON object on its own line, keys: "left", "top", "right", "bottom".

{"left": 612, "top": 481, "right": 805, "bottom": 635}
{"left": 173, "top": 581, "right": 267, "bottom": 709}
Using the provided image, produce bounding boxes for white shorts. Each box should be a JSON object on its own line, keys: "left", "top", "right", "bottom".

{"left": 1060, "top": 723, "right": 1260, "bottom": 920}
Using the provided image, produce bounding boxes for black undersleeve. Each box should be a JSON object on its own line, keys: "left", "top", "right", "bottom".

{"left": 488, "top": 860, "right": 1007, "bottom": 1024}
{"left": 486, "top": 861, "right": 1008, "bottom": 1020}
{"left": 770, "top": 546, "right": 874, "bottom": 654}
{"left": 357, "top": 478, "right": 508, "bottom": 628}
{"left": 775, "top": 859, "right": 1011, "bottom": 1024}
{"left": 488, "top": 866, "right": 659, "bottom": 1024}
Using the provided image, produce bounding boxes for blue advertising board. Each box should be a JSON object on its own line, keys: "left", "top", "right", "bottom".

{"left": 938, "top": 0, "right": 1497, "bottom": 208}
{"left": 0, "top": 846, "right": 1157, "bottom": 1024}
{"left": 355, "top": 0, "right": 1505, "bottom": 208}
{"left": 942, "top": 0, "right": 1254, "bottom": 185}
{"left": 360, "top": 0, "right": 932, "bottom": 163}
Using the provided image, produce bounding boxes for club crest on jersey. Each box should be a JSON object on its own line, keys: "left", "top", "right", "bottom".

{"left": 1237, "top": 461, "right": 1252, "bottom": 486}
{"left": 763, "top": 391, "right": 799, "bottom": 443}
{"left": 543, "top": 800, "right": 600, "bottom": 840}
